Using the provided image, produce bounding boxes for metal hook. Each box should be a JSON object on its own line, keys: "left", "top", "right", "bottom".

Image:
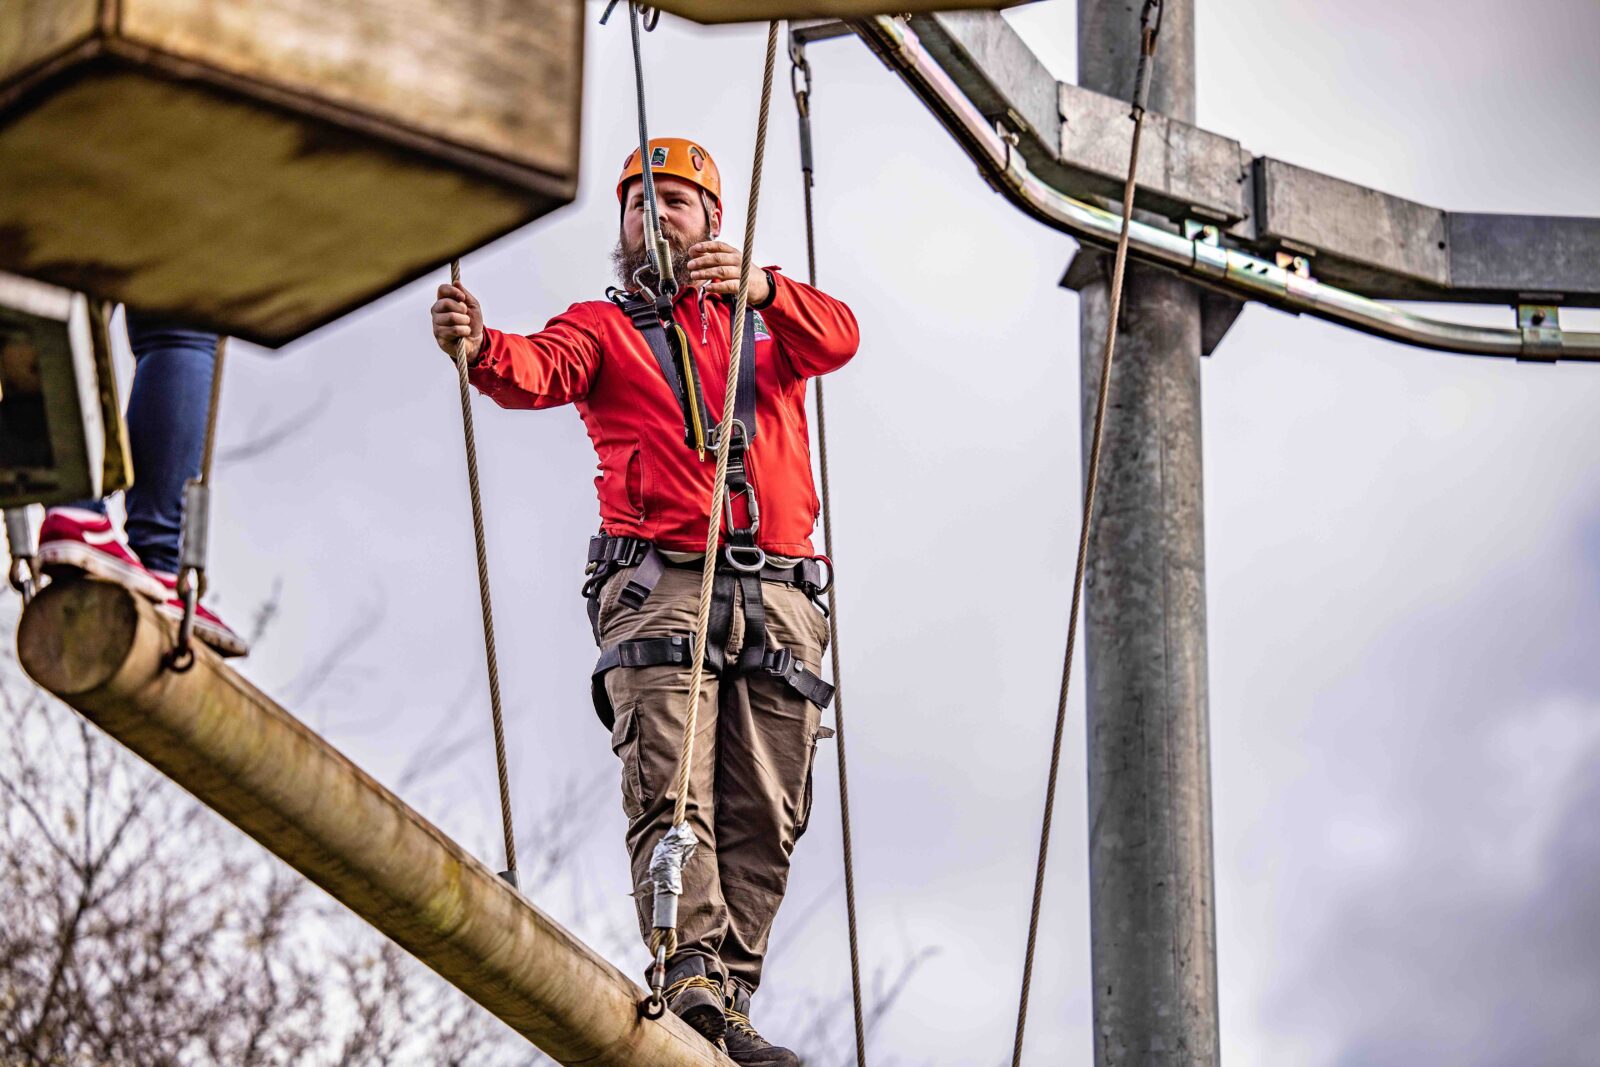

{"left": 639, "top": 941, "right": 668, "bottom": 1019}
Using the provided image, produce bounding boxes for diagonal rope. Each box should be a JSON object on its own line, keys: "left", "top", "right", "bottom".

{"left": 451, "top": 258, "right": 519, "bottom": 888}
{"left": 793, "top": 42, "right": 868, "bottom": 1067}
{"left": 650, "top": 19, "right": 781, "bottom": 962}
{"left": 1009, "top": 3, "right": 1164, "bottom": 1063}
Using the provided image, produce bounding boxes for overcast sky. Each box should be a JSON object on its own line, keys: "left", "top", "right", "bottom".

{"left": 151, "top": 1, "right": 1600, "bottom": 1063}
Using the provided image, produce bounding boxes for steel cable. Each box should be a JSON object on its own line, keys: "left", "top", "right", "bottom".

{"left": 1009, "top": 4, "right": 1164, "bottom": 1063}
{"left": 793, "top": 44, "right": 868, "bottom": 1067}
{"left": 451, "top": 258, "right": 519, "bottom": 888}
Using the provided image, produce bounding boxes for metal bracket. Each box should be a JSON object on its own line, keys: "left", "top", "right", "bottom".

{"left": 1517, "top": 304, "right": 1563, "bottom": 362}
{"left": 1274, "top": 251, "right": 1312, "bottom": 279}
{"left": 1184, "top": 220, "right": 1221, "bottom": 246}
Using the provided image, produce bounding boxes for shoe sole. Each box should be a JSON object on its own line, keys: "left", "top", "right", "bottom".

{"left": 38, "top": 542, "right": 168, "bottom": 602}
{"left": 155, "top": 602, "right": 250, "bottom": 658}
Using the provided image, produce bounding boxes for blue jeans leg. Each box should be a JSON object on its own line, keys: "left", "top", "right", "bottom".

{"left": 58, "top": 315, "right": 219, "bottom": 574}
{"left": 120, "top": 315, "right": 220, "bottom": 575}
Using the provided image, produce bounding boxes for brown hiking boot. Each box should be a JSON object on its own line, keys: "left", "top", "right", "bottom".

{"left": 723, "top": 988, "right": 802, "bottom": 1067}
{"left": 663, "top": 955, "right": 726, "bottom": 1043}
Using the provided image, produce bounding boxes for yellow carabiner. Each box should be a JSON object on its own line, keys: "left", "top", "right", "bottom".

{"left": 672, "top": 323, "right": 708, "bottom": 460}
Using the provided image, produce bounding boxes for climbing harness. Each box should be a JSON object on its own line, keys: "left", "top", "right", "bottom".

{"left": 165, "top": 336, "right": 227, "bottom": 673}
{"left": 5, "top": 507, "right": 38, "bottom": 604}
{"left": 605, "top": 286, "right": 758, "bottom": 462}
{"left": 1009, "top": 2, "right": 1165, "bottom": 1063}
{"left": 602, "top": 18, "right": 783, "bottom": 1020}
{"left": 791, "top": 36, "right": 868, "bottom": 1067}
{"left": 444, "top": 258, "right": 521, "bottom": 891}
{"left": 584, "top": 535, "right": 835, "bottom": 733}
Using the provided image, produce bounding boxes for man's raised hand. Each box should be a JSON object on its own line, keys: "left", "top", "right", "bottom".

{"left": 432, "top": 283, "right": 485, "bottom": 360}
{"left": 685, "top": 241, "right": 772, "bottom": 305}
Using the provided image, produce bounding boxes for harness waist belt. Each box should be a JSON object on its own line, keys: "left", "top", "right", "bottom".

{"left": 586, "top": 535, "right": 831, "bottom": 594}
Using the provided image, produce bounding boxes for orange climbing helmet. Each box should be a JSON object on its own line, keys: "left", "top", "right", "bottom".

{"left": 616, "top": 137, "right": 721, "bottom": 207}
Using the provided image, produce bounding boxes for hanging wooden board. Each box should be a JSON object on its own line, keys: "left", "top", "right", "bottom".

{"left": 651, "top": 1, "right": 1034, "bottom": 23}
{"left": 0, "top": 0, "right": 583, "bottom": 348}
{"left": 0, "top": 272, "right": 105, "bottom": 508}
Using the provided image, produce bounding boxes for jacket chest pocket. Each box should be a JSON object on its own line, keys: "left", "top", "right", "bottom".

{"left": 625, "top": 445, "right": 645, "bottom": 519}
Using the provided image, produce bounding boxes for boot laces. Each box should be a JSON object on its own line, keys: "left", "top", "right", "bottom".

{"left": 724, "top": 1008, "right": 768, "bottom": 1045}
{"left": 665, "top": 974, "right": 722, "bottom": 1002}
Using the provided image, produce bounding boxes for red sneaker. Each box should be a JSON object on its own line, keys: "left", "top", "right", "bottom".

{"left": 37, "top": 507, "right": 168, "bottom": 601}
{"left": 151, "top": 571, "right": 250, "bottom": 658}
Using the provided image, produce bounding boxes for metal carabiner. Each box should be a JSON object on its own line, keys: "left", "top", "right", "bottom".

{"left": 639, "top": 939, "right": 668, "bottom": 1019}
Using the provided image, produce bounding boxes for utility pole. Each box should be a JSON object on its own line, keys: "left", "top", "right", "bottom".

{"left": 1076, "top": 1, "right": 1221, "bottom": 1063}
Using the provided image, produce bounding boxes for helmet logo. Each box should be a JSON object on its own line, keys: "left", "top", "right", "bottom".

{"left": 650, "top": 146, "right": 669, "bottom": 168}
{"left": 689, "top": 146, "right": 706, "bottom": 172}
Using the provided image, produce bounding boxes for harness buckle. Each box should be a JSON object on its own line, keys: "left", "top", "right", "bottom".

{"left": 761, "top": 646, "right": 795, "bottom": 676}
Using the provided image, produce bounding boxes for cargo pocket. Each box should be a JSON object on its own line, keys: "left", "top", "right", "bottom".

{"left": 610, "top": 701, "right": 647, "bottom": 820}
{"left": 796, "top": 724, "right": 835, "bottom": 839}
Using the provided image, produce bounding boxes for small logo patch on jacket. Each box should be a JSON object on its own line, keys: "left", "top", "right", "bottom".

{"left": 752, "top": 310, "right": 770, "bottom": 339}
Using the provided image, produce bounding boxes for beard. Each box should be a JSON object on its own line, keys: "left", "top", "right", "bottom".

{"left": 611, "top": 219, "right": 710, "bottom": 290}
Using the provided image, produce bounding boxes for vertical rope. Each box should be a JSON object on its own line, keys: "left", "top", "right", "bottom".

{"left": 451, "top": 258, "right": 519, "bottom": 887}
{"left": 197, "top": 337, "right": 227, "bottom": 486}
{"left": 651, "top": 19, "right": 781, "bottom": 959}
{"left": 1009, "top": 5, "right": 1163, "bottom": 1062}
{"left": 795, "top": 43, "right": 868, "bottom": 1067}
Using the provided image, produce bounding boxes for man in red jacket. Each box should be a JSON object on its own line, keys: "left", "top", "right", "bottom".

{"left": 431, "top": 137, "right": 857, "bottom": 1065}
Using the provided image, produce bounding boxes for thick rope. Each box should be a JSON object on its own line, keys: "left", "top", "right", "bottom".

{"left": 1009, "top": 6, "right": 1163, "bottom": 1063}
{"left": 451, "top": 259, "right": 520, "bottom": 887}
{"left": 650, "top": 20, "right": 781, "bottom": 961}
{"left": 793, "top": 44, "right": 868, "bottom": 1067}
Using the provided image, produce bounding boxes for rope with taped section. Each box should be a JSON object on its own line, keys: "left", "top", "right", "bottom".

{"left": 1009, "top": 1, "right": 1165, "bottom": 1063}
{"left": 643, "top": 19, "right": 782, "bottom": 1015}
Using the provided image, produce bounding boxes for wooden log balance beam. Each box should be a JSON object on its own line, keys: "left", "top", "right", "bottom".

{"left": 17, "top": 577, "right": 734, "bottom": 1067}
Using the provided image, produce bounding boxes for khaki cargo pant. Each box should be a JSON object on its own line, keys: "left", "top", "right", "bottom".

{"left": 595, "top": 562, "right": 831, "bottom": 997}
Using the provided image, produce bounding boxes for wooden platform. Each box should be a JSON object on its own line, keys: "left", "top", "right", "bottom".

{"left": 0, "top": 0, "right": 583, "bottom": 347}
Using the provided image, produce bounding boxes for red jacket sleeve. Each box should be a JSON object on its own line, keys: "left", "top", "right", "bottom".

{"left": 758, "top": 269, "right": 859, "bottom": 379}
{"left": 467, "top": 303, "right": 602, "bottom": 410}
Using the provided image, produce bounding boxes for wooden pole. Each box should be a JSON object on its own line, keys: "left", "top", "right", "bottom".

{"left": 17, "top": 578, "right": 734, "bottom": 1067}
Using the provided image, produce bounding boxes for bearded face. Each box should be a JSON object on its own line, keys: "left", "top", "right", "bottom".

{"left": 611, "top": 215, "right": 712, "bottom": 291}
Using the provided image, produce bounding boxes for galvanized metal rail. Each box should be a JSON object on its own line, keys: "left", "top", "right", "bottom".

{"left": 17, "top": 577, "right": 735, "bottom": 1067}
{"left": 851, "top": 16, "right": 1600, "bottom": 363}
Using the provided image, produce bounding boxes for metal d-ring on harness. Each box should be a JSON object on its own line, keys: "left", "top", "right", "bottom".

{"left": 165, "top": 336, "right": 227, "bottom": 673}
{"left": 1009, "top": 2, "right": 1165, "bottom": 1064}
{"left": 791, "top": 36, "right": 869, "bottom": 1067}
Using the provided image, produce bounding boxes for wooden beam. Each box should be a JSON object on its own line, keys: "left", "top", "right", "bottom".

{"left": 17, "top": 578, "right": 734, "bottom": 1067}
